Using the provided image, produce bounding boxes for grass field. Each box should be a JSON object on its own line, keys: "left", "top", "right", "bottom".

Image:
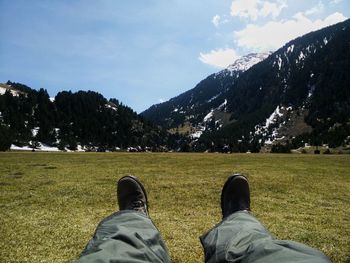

{"left": 0, "top": 152, "right": 349, "bottom": 262}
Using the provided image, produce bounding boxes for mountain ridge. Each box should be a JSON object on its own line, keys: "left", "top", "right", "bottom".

{"left": 0, "top": 81, "right": 180, "bottom": 151}
{"left": 141, "top": 52, "right": 271, "bottom": 132}
{"left": 142, "top": 19, "right": 350, "bottom": 152}
{"left": 1, "top": 20, "right": 349, "bottom": 153}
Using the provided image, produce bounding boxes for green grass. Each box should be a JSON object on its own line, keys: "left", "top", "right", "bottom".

{"left": 0, "top": 152, "right": 349, "bottom": 263}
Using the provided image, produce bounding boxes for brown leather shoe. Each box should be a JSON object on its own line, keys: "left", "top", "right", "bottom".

{"left": 117, "top": 175, "right": 149, "bottom": 216}
{"left": 221, "top": 174, "right": 250, "bottom": 218}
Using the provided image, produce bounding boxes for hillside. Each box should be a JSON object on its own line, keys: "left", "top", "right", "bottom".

{"left": 142, "top": 19, "right": 350, "bottom": 152}
{"left": 2, "top": 20, "right": 349, "bottom": 153}
{"left": 141, "top": 53, "right": 270, "bottom": 131}
{"left": 0, "top": 81, "right": 179, "bottom": 151}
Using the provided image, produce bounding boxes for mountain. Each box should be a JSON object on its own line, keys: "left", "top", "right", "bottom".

{"left": 142, "top": 19, "right": 350, "bottom": 152}
{"left": 141, "top": 52, "right": 270, "bottom": 134}
{"left": 0, "top": 81, "right": 179, "bottom": 151}
{"left": 2, "top": 20, "right": 349, "bottom": 153}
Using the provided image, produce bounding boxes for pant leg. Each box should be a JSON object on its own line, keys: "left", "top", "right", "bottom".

{"left": 200, "top": 211, "right": 331, "bottom": 263}
{"left": 75, "top": 210, "right": 171, "bottom": 263}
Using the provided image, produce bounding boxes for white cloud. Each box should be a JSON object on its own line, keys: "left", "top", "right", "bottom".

{"left": 159, "top": 98, "right": 165, "bottom": 103}
{"left": 260, "top": 1, "right": 287, "bottom": 18}
{"left": 199, "top": 48, "right": 241, "bottom": 68}
{"left": 331, "top": 0, "right": 343, "bottom": 4}
{"left": 212, "top": 15, "right": 221, "bottom": 27}
{"left": 231, "top": 0, "right": 259, "bottom": 20}
{"left": 234, "top": 12, "right": 348, "bottom": 52}
{"left": 230, "top": 0, "right": 287, "bottom": 21}
{"left": 323, "top": 12, "right": 348, "bottom": 25}
{"left": 304, "top": 1, "right": 324, "bottom": 16}
{"left": 212, "top": 14, "right": 230, "bottom": 28}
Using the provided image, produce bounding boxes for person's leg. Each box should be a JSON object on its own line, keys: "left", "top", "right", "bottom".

{"left": 200, "top": 174, "right": 331, "bottom": 263}
{"left": 75, "top": 176, "right": 171, "bottom": 263}
{"left": 201, "top": 211, "right": 272, "bottom": 262}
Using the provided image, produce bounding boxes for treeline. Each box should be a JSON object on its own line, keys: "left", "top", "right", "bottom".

{"left": 0, "top": 81, "right": 180, "bottom": 151}
{"left": 141, "top": 72, "right": 235, "bottom": 129}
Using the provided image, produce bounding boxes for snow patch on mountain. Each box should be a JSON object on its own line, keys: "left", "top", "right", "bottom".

{"left": 31, "top": 127, "right": 39, "bottom": 137}
{"left": 10, "top": 143, "right": 87, "bottom": 152}
{"left": 227, "top": 53, "right": 271, "bottom": 72}
{"left": 217, "top": 99, "right": 227, "bottom": 111}
{"left": 10, "top": 144, "right": 59, "bottom": 151}
{"left": 323, "top": 37, "right": 328, "bottom": 45}
{"left": 265, "top": 105, "right": 283, "bottom": 128}
{"left": 277, "top": 56, "right": 282, "bottom": 70}
{"left": 191, "top": 129, "right": 204, "bottom": 139}
{"left": 105, "top": 102, "right": 118, "bottom": 111}
{"left": 203, "top": 110, "right": 214, "bottom": 122}
{"left": 308, "top": 85, "right": 316, "bottom": 98}
{"left": 298, "top": 51, "right": 305, "bottom": 61}
{"left": 0, "top": 87, "right": 7, "bottom": 95}
{"left": 0, "top": 86, "right": 20, "bottom": 96}
{"left": 254, "top": 105, "right": 293, "bottom": 145}
{"left": 286, "top": 44, "right": 294, "bottom": 53}
{"left": 215, "top": 52, "right": 271, "bottom": 79}
{"left": 207, "top": 93, "right": 221, "bottom": 103}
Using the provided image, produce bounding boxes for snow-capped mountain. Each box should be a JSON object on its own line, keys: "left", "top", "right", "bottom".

{"left": 228, "top": 53, "right": 272, "bottom": 72}
{"left": 142, "top": 19, "right": 350, "bottom": 152}
{"left": 141, "top": 52, "right": 271, "bottom": 134}
{"left": 217, "top": 52, "right": 271, "bottom": 78}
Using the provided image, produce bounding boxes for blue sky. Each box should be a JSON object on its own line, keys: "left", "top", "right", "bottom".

{"left": 0, "top": 0, "right": 349, "bottom": 112}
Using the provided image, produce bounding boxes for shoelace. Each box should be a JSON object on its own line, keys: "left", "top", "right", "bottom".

{"left": 131, "top": 200, "right": 145, "bottom": 210}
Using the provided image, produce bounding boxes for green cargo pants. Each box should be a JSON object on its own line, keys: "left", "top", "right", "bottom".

{"left": 200, "top": 211, "right": 331, "bottom": 263}
{"left": 75, "top": 211, "right": 171, "bottom": 263}
{"left": 75, "top": 211, "right": 331, "bottom": 262}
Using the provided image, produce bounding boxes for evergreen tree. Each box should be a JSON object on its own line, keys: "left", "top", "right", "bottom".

{"left": 0, "top": 124, "right": 12, "bottom": 151}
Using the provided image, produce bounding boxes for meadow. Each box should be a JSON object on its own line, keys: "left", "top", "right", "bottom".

{"left": 0, "top": 152, "right": 349, "bottom": 263}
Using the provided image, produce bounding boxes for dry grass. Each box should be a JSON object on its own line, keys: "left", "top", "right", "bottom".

{"left": 168, "top": 121, "right": 196, "bottom": 135}
{"left": 0, "top": 152, "right": 349, "bottom": 262}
